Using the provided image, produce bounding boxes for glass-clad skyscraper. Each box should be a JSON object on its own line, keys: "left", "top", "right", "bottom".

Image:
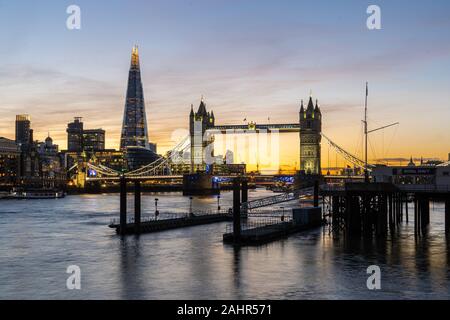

{"left": 120, "top": 46, "right": 150, "bottom": 150}
{"left": 120, "top": 46, "right": 158, "bottom": 170}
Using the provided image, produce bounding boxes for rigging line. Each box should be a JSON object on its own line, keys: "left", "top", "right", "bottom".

{"left": 368, "top": 136, "right": 378, "bottom": 165}
{"left": 384, "top": 124, "right": 399, "bottom": 162}
{"left": 327, "top": 144, "right": 330, "bottom": 170}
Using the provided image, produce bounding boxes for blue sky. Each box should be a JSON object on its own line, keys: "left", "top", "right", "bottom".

{"left": 0, "top": 0, "right": 449, "bottom": 165}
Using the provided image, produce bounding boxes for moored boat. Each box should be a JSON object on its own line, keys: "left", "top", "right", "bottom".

{"left": 9, "top": 189, "right": 65, "bottom": 200}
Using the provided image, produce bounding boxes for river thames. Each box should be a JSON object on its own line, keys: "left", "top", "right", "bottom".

{"left": 0, "top": 189, "right": 449, "bottom": 300}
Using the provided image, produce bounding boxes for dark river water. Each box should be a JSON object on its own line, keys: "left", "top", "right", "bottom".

{"left": 0, "top": 189, "right": 449, "bottom": 300}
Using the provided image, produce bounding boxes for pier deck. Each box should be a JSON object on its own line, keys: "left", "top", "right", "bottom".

{"left": 223, "top": 221, "right": 322, "bottom": 245}
{"left": 110, "top": 213, "right": 233, "bottom": 235}
{"left": 223, "top": 219, "right": 323, "bottom": 246}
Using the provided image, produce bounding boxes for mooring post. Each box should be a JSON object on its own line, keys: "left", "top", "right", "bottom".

{"left": 233, "top": 178, "right": 241, "bottom": 243}
{"left": 120, "top": 176, "right": 127, "bottom": 235}
{"left": 313, "top": 180, "right": 319, "bottom": 208}
{"left": 134, "top": 180, "right": 141, "bottom": 234}
{"left": 241, "top": 179, "right": 248, "bottom": 215}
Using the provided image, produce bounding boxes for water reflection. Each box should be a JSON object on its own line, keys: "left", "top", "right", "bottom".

{"left": 119, "top": 236, "right": 146, "bottom": 300}
{"left": 0, "top": 192, "right": 449, "bottom": 299}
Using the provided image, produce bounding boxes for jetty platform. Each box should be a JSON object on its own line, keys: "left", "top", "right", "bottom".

{"left": 109, "top": 212, "right": 233, "bottom": 235}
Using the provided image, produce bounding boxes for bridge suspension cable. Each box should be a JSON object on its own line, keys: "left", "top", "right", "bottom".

{"left": 124, "top": 135, "right": 191, "bottom": 177}
{"left": 321, "top": 133, "right": 375, "bottom": 171}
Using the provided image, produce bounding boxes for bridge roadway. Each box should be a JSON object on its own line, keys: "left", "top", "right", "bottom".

{"left": 209, "top": 123, "right": 300, "bottom": 133}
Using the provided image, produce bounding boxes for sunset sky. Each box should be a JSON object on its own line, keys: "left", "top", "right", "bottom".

{"left": 1, "top": 0, "right": 449, "bottom": 169}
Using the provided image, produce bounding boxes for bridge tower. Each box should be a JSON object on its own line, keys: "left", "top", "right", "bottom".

{"left": 299, "top": 96, "right": 322, "bottom": 175}
{"left": 189, "top": 97, "right": 215, "bottom": 172}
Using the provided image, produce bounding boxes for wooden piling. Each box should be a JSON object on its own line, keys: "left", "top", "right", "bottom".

{"left": 346, "top": 194, "right": 361, "bottom": 237}
{"left": 134, "top": 180, "right": 141, "bottom": 234}
{"left": 381, "top": 193, "right": 388, "bottom": 236}
{"left": 233, "top": 178, "right": 241, "bottom": 243}
{"left": 120, "top": 176, "right": 127, "bottom": 235}
{"left": 362, "top": 195, "right": 372, "bottom": 237}
{"left": 400, "top": 194, "right": 404, "bottom": 222}
{"left": 445, "top": 198, "right": 450, "bottom": 235}
{"left": 417, "top": 197, "right": 429, "bottom": 236}
{"left": 418, "top": 198, "right": 422, "bottom": 237}
{"left": 332, "top": 196, "right": 340, "bottom": 230}
{"left": 405, "top": 196, "right": 409, "bottom": 224}
{"left": 414, "top": 198, "right": 418, "bottom": 237}
{"left": 388, "top": 194, "right": 394, "bottom": 233}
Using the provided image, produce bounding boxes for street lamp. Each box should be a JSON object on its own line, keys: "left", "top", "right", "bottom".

{"left": 189, "top": 196, "right": 193, "bottom": 217}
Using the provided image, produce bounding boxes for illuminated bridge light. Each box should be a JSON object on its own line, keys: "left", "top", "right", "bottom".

{"left": 87, "top": 169, "right": 97, "bottom": 177}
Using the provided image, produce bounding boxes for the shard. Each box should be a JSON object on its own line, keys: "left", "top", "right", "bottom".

{"left": 120, "top": 46, "right": 150, "bottom": 151}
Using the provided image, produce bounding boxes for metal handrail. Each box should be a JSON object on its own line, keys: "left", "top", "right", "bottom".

{"left": 396, "top": 184, "right": 450, "bottom": 192}
{"left": 225, "top": 216, "right": 293, "bottom": 234}
{"left": 109, "top": 209, "right": 232, "bottom": 225}
{"left": 242, "top": 187, "right": 314, "bottom": 210}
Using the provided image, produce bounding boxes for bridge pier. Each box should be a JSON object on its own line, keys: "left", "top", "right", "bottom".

{"left": 120, "top": 176, "right": 127, "bottom": 236}
{"left": 232, "top": 178, "right": 241, "bottom": 243}
{"left": 134, "top": 180, "right": 141, "bottom": 234}
{"left": 182, "top": 173, "right": 219, "bottom": 196}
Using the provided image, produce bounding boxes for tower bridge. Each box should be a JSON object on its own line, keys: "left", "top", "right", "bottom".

{"left": 189, "top": 96, "right": 322, "bottom": 175}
